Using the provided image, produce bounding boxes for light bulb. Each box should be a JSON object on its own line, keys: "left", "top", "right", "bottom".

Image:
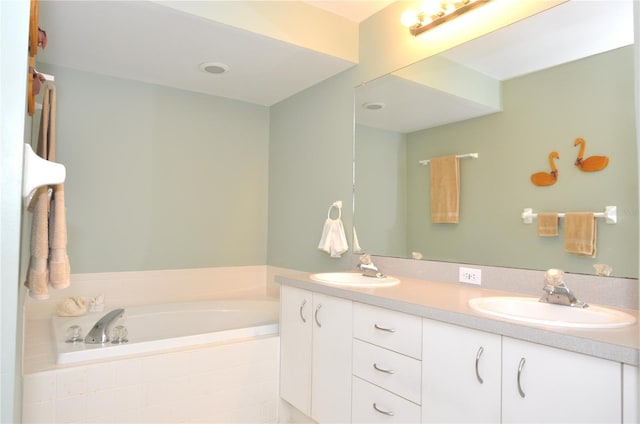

{"left": 401, "top": 10, "right": 419, "bottom": 27}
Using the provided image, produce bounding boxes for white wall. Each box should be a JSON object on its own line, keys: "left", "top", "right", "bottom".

{"left": 0, "top": 1, "right": 29, "bottom": 421}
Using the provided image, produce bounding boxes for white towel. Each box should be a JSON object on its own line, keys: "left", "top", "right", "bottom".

{"left": 318, "top": 201, "right": 349, "bottom": 258}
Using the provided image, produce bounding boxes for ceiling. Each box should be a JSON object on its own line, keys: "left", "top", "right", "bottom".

{"left": 36, "top": 1, "right": 389, "bottom": 106}
{"left": 356, "top": 0, "right": 635, "bottom": 133}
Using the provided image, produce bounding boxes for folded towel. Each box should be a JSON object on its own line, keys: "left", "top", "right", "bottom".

{"left": 564, "top": 212, "right": 596, "bottom": 257}
{"left": 537, "top": 213, "right": 559, "bottom": 237}
{"left": 318, "top": 202, "right": 349, "bottom": 258}
{"left": 430, "top": 155, "right": 460, "bottom": 223}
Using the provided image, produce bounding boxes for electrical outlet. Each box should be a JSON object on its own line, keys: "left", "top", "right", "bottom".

{"left": 459, "top": 267, "right": 481, "bottom": 285}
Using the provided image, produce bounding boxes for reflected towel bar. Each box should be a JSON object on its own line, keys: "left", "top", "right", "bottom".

{"left": 419, "top": 152, "right": 478, "bottom": 165}
{"left": 521, "top": 206, "right": 617, "bottom": 224}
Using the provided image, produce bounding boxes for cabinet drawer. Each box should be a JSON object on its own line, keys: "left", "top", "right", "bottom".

{"left": 353, "top": 339, "right": 421, "bottom": 404}
{"left": 353, "top": 303, "right": 422, "bottom": 359}
{"left": 352, "top": 376, "right": 421, "bottom": 423}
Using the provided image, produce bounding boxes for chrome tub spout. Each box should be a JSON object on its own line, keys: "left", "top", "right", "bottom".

{"left": 85, "top": 308, "right": 125, "bottom": 344}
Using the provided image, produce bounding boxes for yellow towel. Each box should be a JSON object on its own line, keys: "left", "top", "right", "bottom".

{"left": 564, "top": 212, "right": 596, "bottom": 257}
{"left": 537, "top": 213, "right": 559, "bottom": 237}
{"left": 430, "top": 155, "right": 460, "bottom": 223}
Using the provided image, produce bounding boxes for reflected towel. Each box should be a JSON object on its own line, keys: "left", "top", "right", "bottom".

{"left": 430, "top": 155, "right": 460, "bottom": 223}
{"left": 564, "top": 212, "right": 596, "bottom": 257}
{"left": 537, "top": 213, "right": 559, "bottom": 237}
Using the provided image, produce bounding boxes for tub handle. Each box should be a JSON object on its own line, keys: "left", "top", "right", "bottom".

{"left": 314, "top": 304, "right": 322, "bottom": 328}
{"left": 299, "top": 299, "right": 307, "bottom": 323}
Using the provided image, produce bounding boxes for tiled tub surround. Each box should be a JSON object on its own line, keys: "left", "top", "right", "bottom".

{"left": 22, "top": 266, "right": 285, "bottom": 423}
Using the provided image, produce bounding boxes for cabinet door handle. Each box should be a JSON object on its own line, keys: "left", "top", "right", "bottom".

{"left": 314, "top": 304, "right": 322, "bottom": 328}
{"left": 373, "top": 363, "right": 395, "bottom": 374}
{"left": 475, "top": 346, "right": 484, "bottom": 384}
{"left": 373, "top": 403, "right": 394, "bottom": 416}
{"left": 517, "top": 357, "right": 526, "bottom": 398}
{"left": 374, "top": 323, "right": 395, "bottom": 333}
{"left": 299, "top": 299, "right": 307, "bottom": 323}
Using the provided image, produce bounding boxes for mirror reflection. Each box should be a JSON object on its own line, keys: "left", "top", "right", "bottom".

{"left": 354, "top": 1, "right": 637, "bottom": 278}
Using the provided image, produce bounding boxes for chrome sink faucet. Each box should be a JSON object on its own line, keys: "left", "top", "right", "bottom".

{"left": 357, "top": 254, "right": 385, "bottom": 279}
{"left": 539, "top": 269, "right": 588, "bottom": 308}
{"left": 85, "top": 308, "right": 125, "bottom": 344}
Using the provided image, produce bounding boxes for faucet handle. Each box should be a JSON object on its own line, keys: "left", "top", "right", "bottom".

{"left": 545, "top": 268, "right": 564, "bottom": 285}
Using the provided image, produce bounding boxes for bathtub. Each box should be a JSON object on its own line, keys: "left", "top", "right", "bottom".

{"left": 52, "top": 298, "right": 279, "bottom": 364}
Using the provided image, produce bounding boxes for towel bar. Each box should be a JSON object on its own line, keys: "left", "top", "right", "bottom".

{"left": 521, "top": 206, "right": 617, "bottom": 224}
{"left": 419, "top": 152, "right": 478, "bottom": 166}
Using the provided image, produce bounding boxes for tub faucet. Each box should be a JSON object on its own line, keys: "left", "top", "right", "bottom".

{"left": 539, "top": 269, "right": 588, "bottom": 308}
{"left": 85, "top": 308, "right": 125, "bottom": 344}
{"left": 357, "top": 254, "right": 385, "bottom": 279}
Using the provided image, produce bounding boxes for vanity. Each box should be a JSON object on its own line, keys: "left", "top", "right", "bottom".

{"left": 276, "top": 272, "right": 639, "bottom": 423}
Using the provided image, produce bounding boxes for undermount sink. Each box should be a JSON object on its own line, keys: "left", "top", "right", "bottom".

{"left": 310, "top": 272, "right": 399, "bottom": 287}
{"left": 469, "top": 296, "right": 636, "bottom": 329}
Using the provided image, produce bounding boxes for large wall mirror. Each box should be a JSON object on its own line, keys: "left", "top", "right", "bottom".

{"left": 354, "top": 1, "right": 638, "bottom": 278}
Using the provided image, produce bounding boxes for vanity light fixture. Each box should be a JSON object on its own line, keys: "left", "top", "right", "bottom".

{"left": 401, "top": 0, "right": 490, "bottom": 37}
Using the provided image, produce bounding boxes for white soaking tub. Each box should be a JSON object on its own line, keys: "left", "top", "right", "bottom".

{"left": 52, "top": 298, "right": 279, "bottom": 364}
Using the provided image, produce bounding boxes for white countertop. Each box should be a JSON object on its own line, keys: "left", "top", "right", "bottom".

{"left": 276, "top": 272, "right": 639, "bottom": 366}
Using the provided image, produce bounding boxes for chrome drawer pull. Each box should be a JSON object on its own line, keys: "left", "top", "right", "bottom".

{"left": 475, "top": 346, "right": 484, "bottom": 384}
{"left": 517, "top": 357, "right": 526, "bottom": 398}
{"left": 315, "top": 304, "right": 322, "bottom": 328}
{"left": 299, "top": 299, "right": 307, "bottom": 323}
{"left": 373, "top": 403, "right": 394, "bottom": 416}
{"left": 374, "top": 323, "right": 396, "bottom": 333}
{"left": 373, "top": 363, "right": 395, "bottom": 374}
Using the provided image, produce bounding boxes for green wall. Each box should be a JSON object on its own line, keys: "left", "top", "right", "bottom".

{"left": 267, "top": 69, "right": 355, "bottom": 271}
{"left": 37, "top": 64, "right": 270, "bottom": 273}
{"left": 404, "top": 46, "right": 638, "bottom": 277}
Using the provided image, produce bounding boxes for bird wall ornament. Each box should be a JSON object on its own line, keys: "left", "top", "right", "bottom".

{"left": 531, "top": 151, "right": 560, "bottom": 186}
{"left": 574, "top": 138, "right": 609, "bottom": 172}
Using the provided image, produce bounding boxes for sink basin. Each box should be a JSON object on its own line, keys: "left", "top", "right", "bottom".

{"left": 310, "top": 272, "right": 399, "bottom": 287}
{"left": 469, "top": 296, "right": 636, "bottom": 329}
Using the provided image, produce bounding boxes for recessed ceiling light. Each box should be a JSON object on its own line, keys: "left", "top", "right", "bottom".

{"left": 362, "top": 102, "right": 385, "bottom": 110}
{"left": 199, "top": 62, "right": 230, "bottom": 75}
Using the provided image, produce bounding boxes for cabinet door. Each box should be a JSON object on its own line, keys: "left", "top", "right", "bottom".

{"left": 311, "top": 293, "right": 353, "bottom": 423}
{"left": 422, "top": 319, "right": 501, "bottom": 423}
{"left": 623, "top": 364, "right": 638, "bottom": 424}
{"left": 279, "top": 286, "right": 313, "bottom": 416}
{"left": 502, "top": 337, "right": 621, "bottom": 423}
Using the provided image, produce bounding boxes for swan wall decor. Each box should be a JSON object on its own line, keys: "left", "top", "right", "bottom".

{"left": 530, "top": 151, "right": 560, "bottom": 186}
{"left": 574, "top": 137, "right": 609, "bottom": 172}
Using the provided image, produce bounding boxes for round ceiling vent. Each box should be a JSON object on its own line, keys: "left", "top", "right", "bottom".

{"left": 199, "top": 62, "right": 230, "bottom": 75}
{"left": 362, "top": 102, "right": 385, "bottom": 110}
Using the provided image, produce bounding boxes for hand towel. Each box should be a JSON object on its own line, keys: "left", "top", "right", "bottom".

{"left": 564, "top": 212, "right": 596, "bottom": 257}
{"left": 25, "top": 85, "right": 52, "bottom": 299}
{"left": 318, "top": 202, "right": 349, "bottom": 258}
{"left": 430, "top": 155, "right": 460, "bottom": 223}
{"left": 25, "top": 186, "right": 50, "bottom": 299}
{"left": 45, "top": 86, "right": 70, "bottom": 289}
{"left": 537, "top": 213, "right": 559, "bottom": 237}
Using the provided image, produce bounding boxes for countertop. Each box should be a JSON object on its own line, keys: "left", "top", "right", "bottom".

{"left": 276, "top": 272, "right": 639, "bottom": 366}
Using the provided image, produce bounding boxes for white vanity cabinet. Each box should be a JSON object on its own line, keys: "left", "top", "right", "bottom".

{"left": 421, "top": 319, "right": 501, "bottom": 423}
{"left": 352, "top": 303, "right": 422, "bottom": 423}
{"left": 279, "top": 285, "right": 353, "bottom": 423}
{"left": 502, "top": 337, "right": 621, "bottom": 423}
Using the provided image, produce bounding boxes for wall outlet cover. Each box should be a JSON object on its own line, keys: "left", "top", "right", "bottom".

{"left": 459, "top": 267, "right": 481, "bottom": 285}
